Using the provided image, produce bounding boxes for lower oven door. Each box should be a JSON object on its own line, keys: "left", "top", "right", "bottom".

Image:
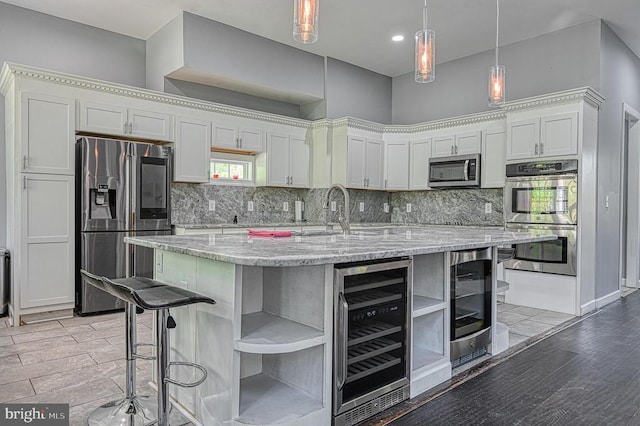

{"left": 504, "top": 224, "right": 577, "bottom": 276}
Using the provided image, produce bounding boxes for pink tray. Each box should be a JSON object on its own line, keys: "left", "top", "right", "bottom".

{"left": 247, "top": 229, "right": 293, "bottom": 237}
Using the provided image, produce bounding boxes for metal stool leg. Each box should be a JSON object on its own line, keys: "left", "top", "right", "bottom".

{"left": 88, "top": 303, "right": 157, "bottom": 426}
{"left": 156, "top": 308, "right": 171, "bottom": 426}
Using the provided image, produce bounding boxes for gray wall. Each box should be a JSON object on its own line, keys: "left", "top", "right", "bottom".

{"left": 325, "top": 58, "right": 392, "bottom": 124}
{"left": 0, "top": 2, "right": 146, "bottom": 247}
{"left": 392, "top": 20, "right": 601, "bottom": 124}
{"left": 595, "top": 22, "right": 640, "bottom": 299}
{"left": 182, "top": 12, "right": 325, "bottom": 103}
{"left": 146, "top": 13, "right": 184, "bottom": 92}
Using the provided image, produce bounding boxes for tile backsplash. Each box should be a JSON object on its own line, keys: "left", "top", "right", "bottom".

{"left": 171, "top": 184, "right": 391, "bottom": 225}
{"left": 171, "top": 184, "right": 503, "bottom": 227}
{"left": 391, "top": 188, "right": 503, "bottom": 226}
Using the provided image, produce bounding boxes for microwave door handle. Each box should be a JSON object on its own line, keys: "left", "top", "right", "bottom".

{"left": 463, "top": 160, "right": 470, "bottom": 181}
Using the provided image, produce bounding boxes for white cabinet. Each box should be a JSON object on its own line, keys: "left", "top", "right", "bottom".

{"left": 481, "top": 129, "right": 506, "bottom": 188}
{"left": 347, "top": 136, "right": 383, "bottom": 189}
{"left": 79, "top": 101, "right": 174, "bottom": 142}
{"left": 20, "top": 174, "right": 75, "bottom": 308}
{"left": 256, "top": 132, "right": 310, "bottom": 188}
{"left": 431, "top": 131, "right": 481, "bottom": 158}
{"left": 213, "top": 121, "right": 263, "bottom": 152}
{"left": 409, "top": 138, "right": 432, "bottom": 190}
{"left": 507, "top": 112, "right": 578, "bottom": 160}
{"left": 21, "top": 93, "right": 75, "bottom": 175}
{"left": 384, "top": 140, "right": 409, "bottom": 190}
{"left": 173, "top": 117, "right": 211, "bottom": 183}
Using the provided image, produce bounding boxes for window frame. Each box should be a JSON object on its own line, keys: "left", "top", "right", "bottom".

{"left": 209, "top": 152, "right": 255, "bottom": 186}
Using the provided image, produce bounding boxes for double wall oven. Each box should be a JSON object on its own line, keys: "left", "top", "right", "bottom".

{"left": 333, "top": 258, "right": 411, "bottom": 426}
{"left": 503, "top": 160, "right": 578, "bottom": 276}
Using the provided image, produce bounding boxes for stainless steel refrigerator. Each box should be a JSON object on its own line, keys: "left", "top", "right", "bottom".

{"left": 76, "top": 137, "right": 172, "bottom": 315}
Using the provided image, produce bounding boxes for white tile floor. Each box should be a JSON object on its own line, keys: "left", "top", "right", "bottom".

{"left": 497, "top": 302, "right": 575, "bottom": 348}
{"left": 0, "top": 312, "right": 190, "bottom": 426}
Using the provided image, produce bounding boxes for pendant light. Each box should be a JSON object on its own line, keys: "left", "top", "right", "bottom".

{"left": 415, "top": 0, "right": 435, "bottom": 83}
{"left": 293, "top": 0, "right": 319, "bottom": 44}
{"left": 488, "top": 0, "right": 505, "bottom": 106}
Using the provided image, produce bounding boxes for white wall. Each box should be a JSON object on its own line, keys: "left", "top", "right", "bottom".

{"left": 0, "top": 2, "right": 146, "bottom": 248}
{"left": 392, "top": 20, "right": 601, "bottom": 124}
{"left": 596, "top": 22, "right": 640, "bottom": 299}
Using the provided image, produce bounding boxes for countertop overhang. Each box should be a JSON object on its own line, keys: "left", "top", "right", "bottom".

{"left": 125, "top": 226, "right": 556, "bottom": 267}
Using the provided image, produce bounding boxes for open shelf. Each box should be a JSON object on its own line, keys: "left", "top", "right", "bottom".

{"left": 234, "top": 312, "right": 325, "bottom": 354}
{"left": 413, "top": 296, "right": 446, "bottom": 318}
{"left": 412, "top": 346, "right": 447, "bottom": 373}
{"left": 236, "top": 373, "right": 323, "bottom": 425}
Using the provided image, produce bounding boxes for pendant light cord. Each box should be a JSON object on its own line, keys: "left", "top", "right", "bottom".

{"left": 495, "top": 0, "right": 500, "bottom": 67}
{"left": 423, "top": 0, "right": 428, "bottom": 30}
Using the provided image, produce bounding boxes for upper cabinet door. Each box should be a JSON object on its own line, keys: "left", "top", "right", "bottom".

{"left": 79, "top": 101, "right": 127, "bottom": 137}
{"left": 347, "top": 136, "right": 367, "bottom": 189}
{"left": 128, "top": 108, "right": 173, "bottom": 142}
{"left": 482, "top": 130, "right": 506, "bottom": 188}
{"left": 79, "top": 102, "right": 173, "bottom": 142}
{"left": 212, "top": 122, "right": 239, "bottom": 150}
{"left": 507, "top": 118, "right": 540, "bottom": 161}
{"left": 266, "top": 132, "right": 290, "bottom": 187}
{"left": 289, "top": 136, "right": 310, "bottom": 188}
{"left": 431, "top": 135, "right": 455, "bottom": 158}
{"left": 21, "top": 93, "right": 76, "bottom": 175}
{"left": 385, "top": 141, "right": 409, "bottom": 190}
{"left": 455, "top": 131, "right": 481, "bottom": 155}
{"left": 409, "top": 139, "right": 431, "bottom": 190}
{"left": 540, "top": 112, "right": 578, "bottom": 158}
{"left": 174, "top": 117, "right": 211, "bottom": 183}
{"left": 238, "top": 127, "right": 263, "bottom": 152}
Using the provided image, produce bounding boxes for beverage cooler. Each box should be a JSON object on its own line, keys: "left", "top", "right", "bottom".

{"left": 450, "top": 248, "right": 493, "bottom": 367}
{"left": 333, "top": 258, "right": 411, "bottom": 426}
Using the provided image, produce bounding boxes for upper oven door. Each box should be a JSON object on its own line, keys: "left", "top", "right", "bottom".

{"left": 505, "top": 174, "right": 577, "bottom": 224}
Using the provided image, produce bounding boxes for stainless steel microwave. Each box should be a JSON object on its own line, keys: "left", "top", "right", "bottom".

{"left": 428, "top": 154, "right": 481, "bottom": 188}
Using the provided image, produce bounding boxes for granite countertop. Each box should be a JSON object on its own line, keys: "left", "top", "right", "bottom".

{"left": 126, "top": 225, "right": 554, "bottom": 267}
{"left": 173, "top": 222, "right": 506, "bottom": 230}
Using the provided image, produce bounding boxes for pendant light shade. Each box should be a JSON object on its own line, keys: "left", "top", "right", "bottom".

{"left": 488, "top": 0, "right": 505, "bottom": 106}
{"left": 293, "top": 0, "right": 319, "bottom": 44}
{"left": 489, "top": 65, "right": 506, "bottom": 106}
{"left": 415, "top": 1, "right": 435, "bottom": 83}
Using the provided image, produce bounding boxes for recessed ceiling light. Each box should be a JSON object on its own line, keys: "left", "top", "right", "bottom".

{"left": 392, "top": 35, "right": 404, "bottom": 42}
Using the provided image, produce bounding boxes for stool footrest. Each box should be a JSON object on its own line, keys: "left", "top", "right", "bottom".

{"left": 165, "top": 361, "right": 207, "bottom": 388}
{"left": 134, "top": 342, "right": 157, "bottom": 361}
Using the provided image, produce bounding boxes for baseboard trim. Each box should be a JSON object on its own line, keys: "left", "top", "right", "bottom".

{"left": 580, "top": 300, "right": 596, "bottom": 316}
{"left": 596, "top": 290, "right": 621, "bottom": 309}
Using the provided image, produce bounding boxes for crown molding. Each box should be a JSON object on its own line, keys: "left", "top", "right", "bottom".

{"left": 385, "top": 111, "right": 506, "bottom": 134}
{"left": 502, "top": 87, "right": 605, "bottom": 112}
{"left": 0, "top": 62, "right": 311, "bottom": 129}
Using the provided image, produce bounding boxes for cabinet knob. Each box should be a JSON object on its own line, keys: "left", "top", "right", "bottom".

{"left": 23, "top": 176, "right": 27, "bottom": 190}
{"left": 23, "top": 156, "right": 28, "bottom": 170}
{"left": 128, "top": 123, "right": 133, "bottom": 134}
{"left": 534, "top": 143, "right": 539, "bottom": 155}
{"left": 455, "top": 145, "right": 458, "bottom": 154}
{"left": 540, "top": 143, "right": 544, "bottom": 155}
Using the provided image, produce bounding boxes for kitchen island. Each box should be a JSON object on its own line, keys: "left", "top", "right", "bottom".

{"left": 125, "top": 226, "right": 555, "bottom": 426}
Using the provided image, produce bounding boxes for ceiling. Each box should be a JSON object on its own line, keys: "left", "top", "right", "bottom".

{"left": 2, "top": 0, "right": 640, "bottom": 77}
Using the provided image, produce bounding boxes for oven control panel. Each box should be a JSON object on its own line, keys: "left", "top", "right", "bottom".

{"left": 506, "top": 159, "right": 578, "bottom": 177}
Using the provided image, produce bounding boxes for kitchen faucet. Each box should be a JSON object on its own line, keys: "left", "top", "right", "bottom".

{"left": 323, "top": 184, "right": 350, "bottom": 234}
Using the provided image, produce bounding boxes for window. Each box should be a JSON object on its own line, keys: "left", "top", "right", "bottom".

{"left": 210, "top": 152, "right": 254, "bottom": 184}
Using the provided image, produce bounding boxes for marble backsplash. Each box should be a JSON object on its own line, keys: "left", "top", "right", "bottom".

{"left": 391, "top": 188, "right": 504, "bottom": 226}
{"left": 171, "top": 185, "right": 391, "bottom": 225}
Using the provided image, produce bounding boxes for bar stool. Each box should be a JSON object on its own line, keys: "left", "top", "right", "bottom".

{"left": 81, "top": 270, "right": 216, "bottom": 426}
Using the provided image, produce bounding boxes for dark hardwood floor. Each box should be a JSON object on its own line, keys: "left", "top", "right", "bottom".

{"left": 380, "top": 290, "right": 640, "bottom": 426}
